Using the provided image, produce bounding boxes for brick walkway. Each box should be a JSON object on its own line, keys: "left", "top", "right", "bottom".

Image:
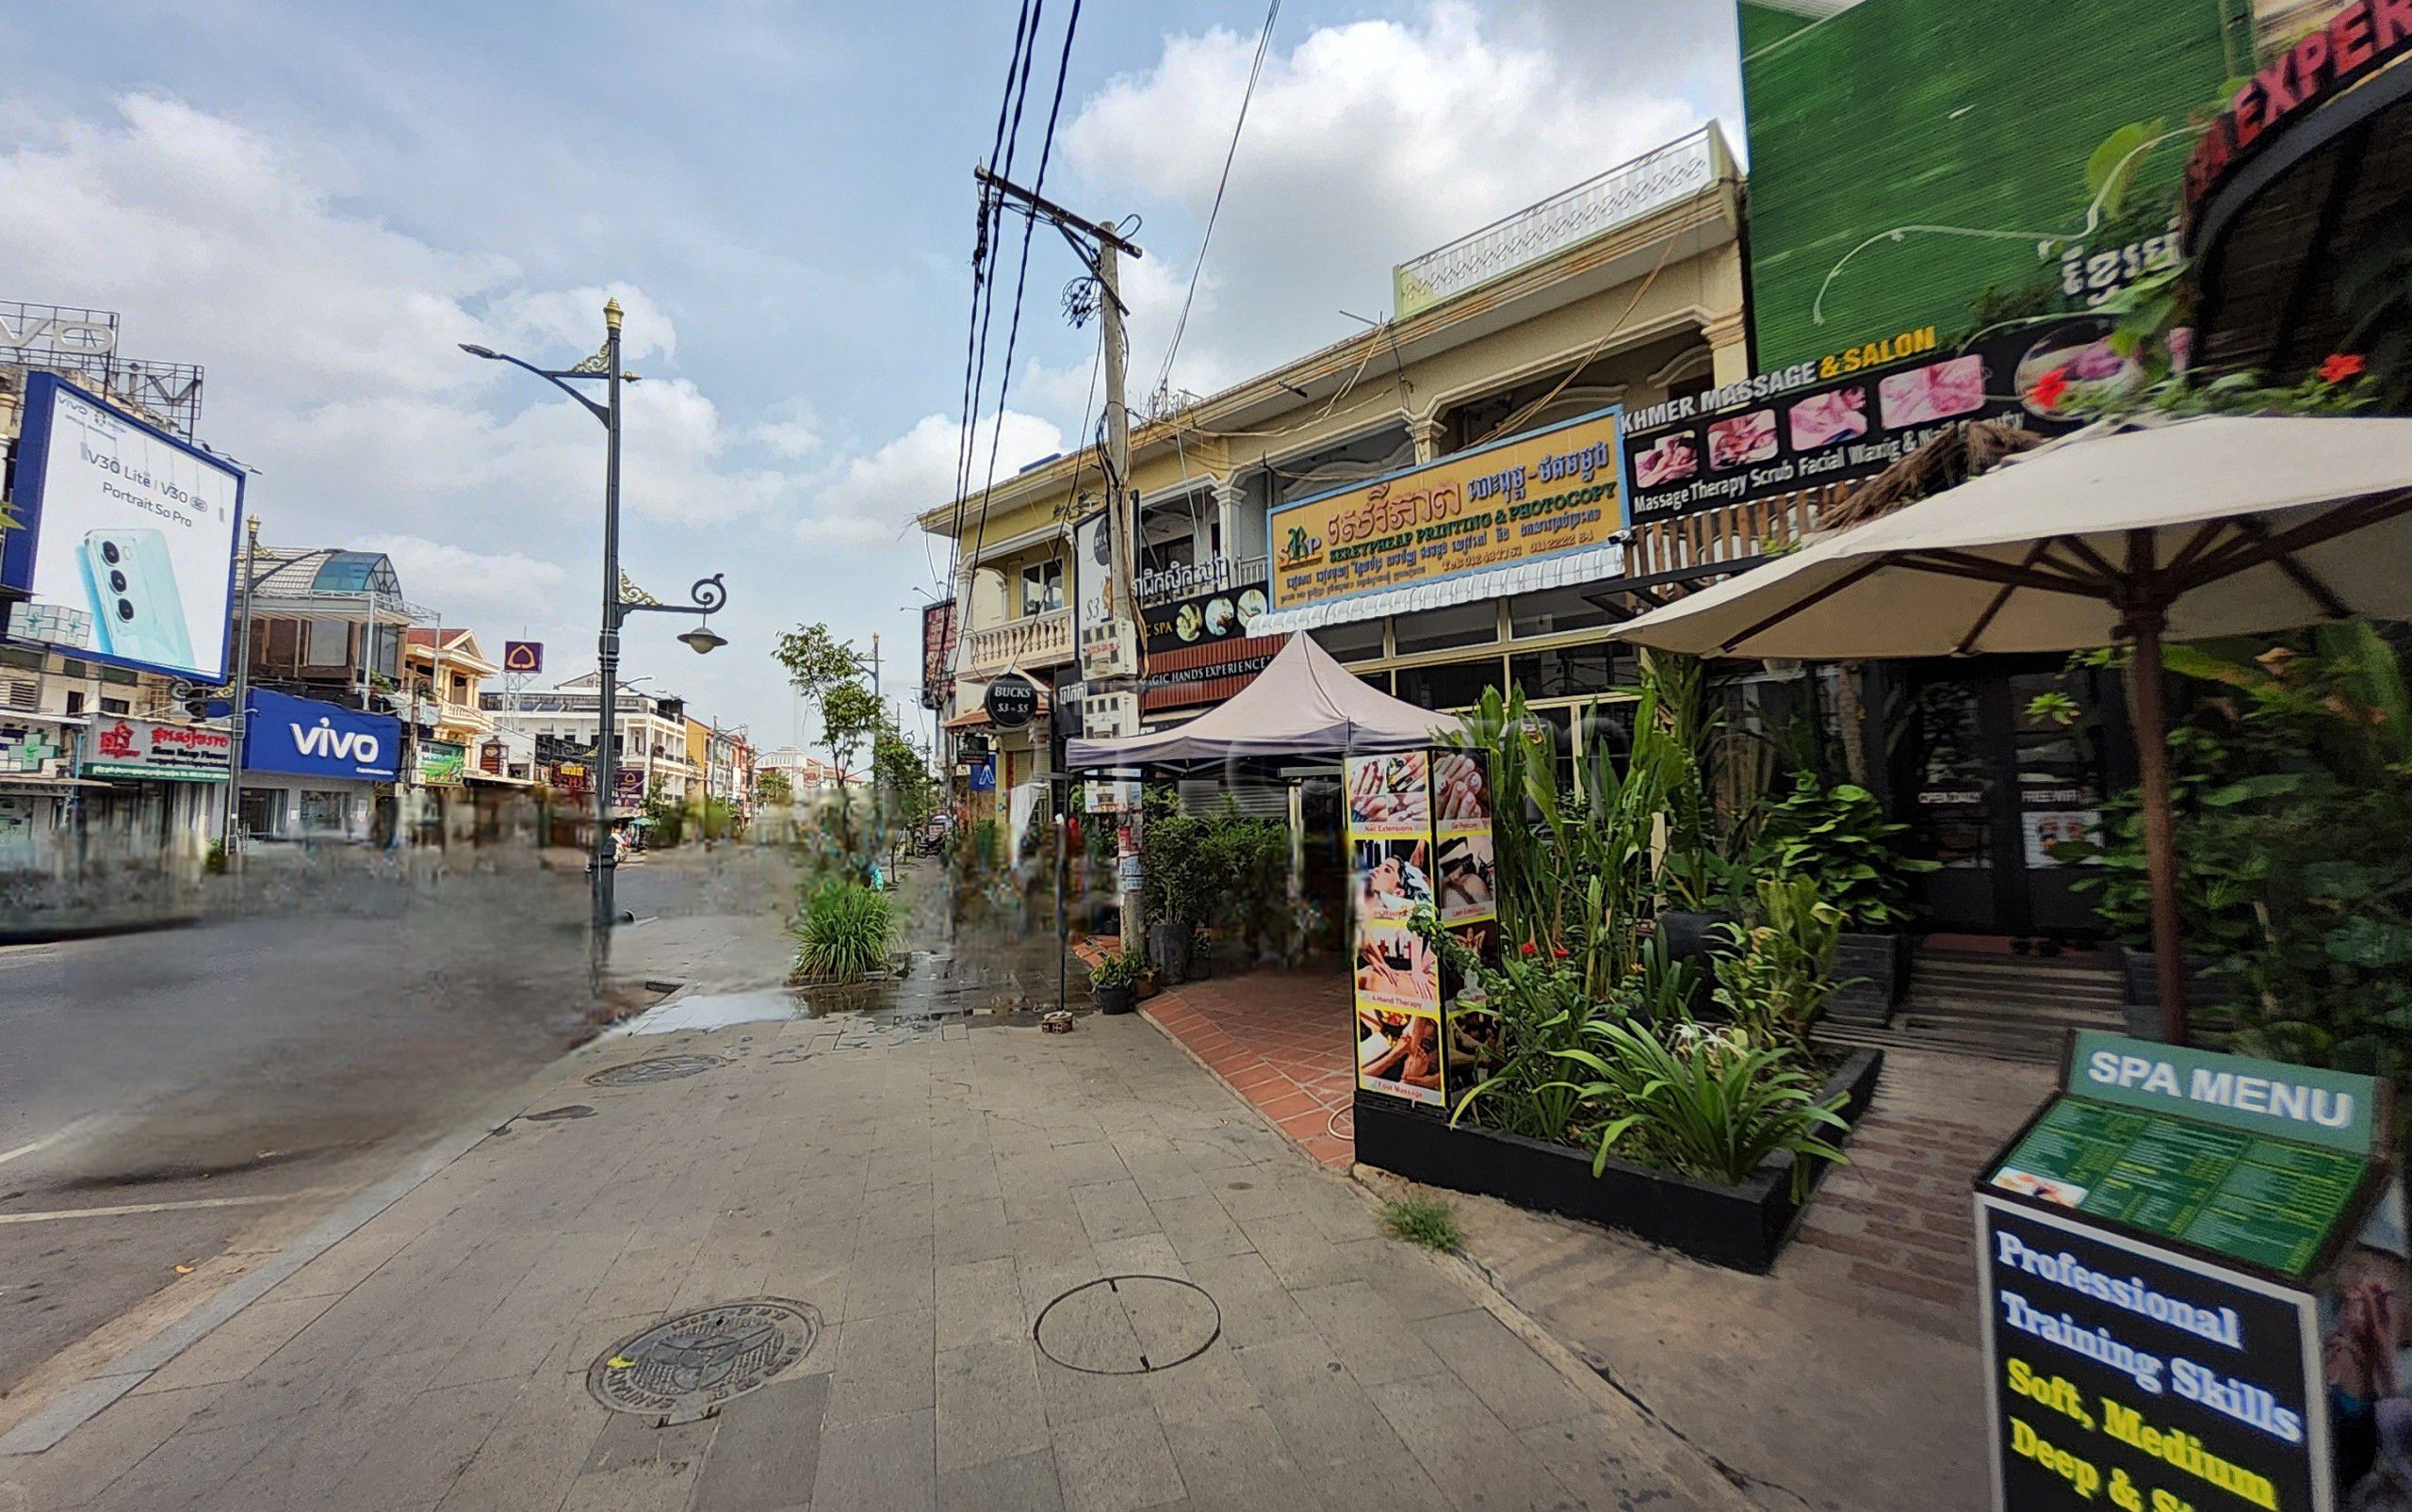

{"left": 1142, "top": 970, "right": 1356, "bottom": 1167}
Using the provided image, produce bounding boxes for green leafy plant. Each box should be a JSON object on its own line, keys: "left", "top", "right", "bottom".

{"left": 1747, "top": 772, "right": 1937, "bottom": 932}
{"left": 790, "top": 876, "right": 894, "bottom": 981}
{"left": 1712, "top": 876, "right": 1849, "bottom": 1049}
{"left": 1550, "top": 1018, "right": 1850, "bottom": 1198}
{"left": 1379, "top": 1196, "right": 1463, "bottom": 1253}
{"left": 1139, "top": 807, "right": 1220, "bottom": 929}
{"left": 1086, "top": 947, "right": 1146, "bottom": 991}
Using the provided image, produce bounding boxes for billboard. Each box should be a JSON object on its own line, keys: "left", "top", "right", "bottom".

{"left": 1269, "top": 409, "right": 1622, "bottom": 618}
{"left": 81, "top": 716, "right": 232, "bottom": 782}
{"left": 3, "top": 373, "right": 244, "bottom": 682}
{"left": 919, "top": 598, "right": 958, "bottom": 711}
{"left": 1738, "top": 0, "right": 2246, "bottom": 370}
{"left": 1621, "top": 315, "right": 2116, "bottom": 524}
{"left": 501, "top": 641, "right": 544, "bottom": 675}
{"left": 242, "top": 690, "right": 400, "bottom": 781}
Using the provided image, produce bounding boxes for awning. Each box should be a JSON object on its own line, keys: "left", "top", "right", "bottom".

{"left": 1067, "top": 633, "right": 1459, "bottom": 770}
{"left": 1244, "top": 542, "right": 1625, "bottom": 639}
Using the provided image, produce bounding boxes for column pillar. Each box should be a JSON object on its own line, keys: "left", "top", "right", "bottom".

{"left": 1703, "top": 312, "right": 1750, "bottom": 387}
{"left": 1407, "top": 412, "right": 1446, "bottom": 463}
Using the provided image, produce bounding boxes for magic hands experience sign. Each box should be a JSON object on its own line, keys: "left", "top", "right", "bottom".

{"left": 1268, "top": 410, "right": 1622, "bottom": 615}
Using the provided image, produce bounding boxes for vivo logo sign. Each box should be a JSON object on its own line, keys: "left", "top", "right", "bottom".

{"left": 0, "top": 314, "right": 116, "bottom": 356}
{"left": 291, "top": 717, "right": 382, "bottom": 766}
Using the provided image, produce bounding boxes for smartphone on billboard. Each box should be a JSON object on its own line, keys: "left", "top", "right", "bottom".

{"left": 80, "top": 528, "right": 194, "bottom": 669}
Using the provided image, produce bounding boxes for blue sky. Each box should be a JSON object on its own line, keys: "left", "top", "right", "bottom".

{"left": 0, "top": 1, "right": 1741, "bottom": 744}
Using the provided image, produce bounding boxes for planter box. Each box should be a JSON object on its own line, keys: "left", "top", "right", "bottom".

{"left": 1095, "top": 984, "right": 1137, "bottom": 1016}
{"left": 2119, "top": 946, "right": 2232, "bottom": 1017}
{"left": 1826, "top": 932, "right": 1906, "bottom": 1027}
{"left": 1355, "top": 1049, "right": 1884, "bottom": 1274}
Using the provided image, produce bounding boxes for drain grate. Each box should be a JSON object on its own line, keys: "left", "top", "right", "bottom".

{"left": 587, "top": 1299, "right": 820, "bottom": 1422}
{"left": 585, "top": 1054, "right": 725, "bottom": 1088}
{"left": 1034, "top": 1276, "right": 1221, "bottom": 1374}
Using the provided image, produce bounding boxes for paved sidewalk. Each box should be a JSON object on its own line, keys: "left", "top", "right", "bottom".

{"left": 1144, "top": 971, "right": 1355, "bottom": 1166}
{"left": 1, "top": 1000, "right": 1744, "bottom": 1511}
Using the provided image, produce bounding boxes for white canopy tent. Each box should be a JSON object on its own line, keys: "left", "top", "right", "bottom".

{"left": 1066, "top": 633, "right": 1458, "bottom": 771}
{"left": 1604, "top": 415, "right": 2412, "bottom": 1043}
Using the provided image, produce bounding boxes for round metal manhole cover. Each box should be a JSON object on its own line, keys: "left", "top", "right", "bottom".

{"left": 1034, "top": 1276, "right": 1221, "bottom": 1374}
{"left": 586, "top": 1054, "right": 725, "bottom": 1088}
{"left": 587, "top": 1299, "right": 820, "bottom": 1422}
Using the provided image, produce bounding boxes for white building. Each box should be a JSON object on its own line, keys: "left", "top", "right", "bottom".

{"left": 481, "top": 671, "right": 698, "bottom": 819}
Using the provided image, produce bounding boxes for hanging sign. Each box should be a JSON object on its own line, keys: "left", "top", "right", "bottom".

{"left": 983, "top": 675, "right": 1039, "bottom": 730}
{"left": 501, "top": 641, "right": 544, "bottom": 675}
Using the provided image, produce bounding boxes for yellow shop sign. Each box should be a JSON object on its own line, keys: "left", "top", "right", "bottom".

{"left": 1267, "top": 408, "right": 1623, "bottom": 613}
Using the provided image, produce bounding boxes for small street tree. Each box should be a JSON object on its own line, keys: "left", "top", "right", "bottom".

{"left": 756, "top": 768, "right": 794, "bottom": 806}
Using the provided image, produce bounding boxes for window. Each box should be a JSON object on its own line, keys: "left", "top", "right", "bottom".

{"left": 299, "top": 789, "right": 349, "bottom": 831}
{"left": 1509, "top": 587, "right": 1616, "bottom": 640}
{"left": 1508, "top": 644, "right": 1633, "bottom": 700}
{"left": 1393, "top": 658, "right": 1503, "bottom": 711}
{"left": 1310, "top": 620, "right": 1384, "bottom": 662}
{"left": 1393, "top": 602, "right": 1497, "bottom": 656}
{"left": 449, "top": 673, "right": 468, "bottom": 701}
{"left": 65, "top": 691, "right": 86, "bottom": 715}
{"left": 1020, "top": 560, "right": 1064, "bottom": 617}
{"left": 100, "top": 697, "right": 132, "bottom": 714}
{"left": 303, "top": 617, "right": 350, "bottom": 667}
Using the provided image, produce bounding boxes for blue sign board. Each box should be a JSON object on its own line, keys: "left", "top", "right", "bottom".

{"left": 243, "top": 689, "right": 401, "bottom": 781}
{"left": 968, "top": 756, "right": 996, "bottom": 793}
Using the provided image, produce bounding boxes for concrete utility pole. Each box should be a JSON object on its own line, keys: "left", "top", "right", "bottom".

{"left": 222, "top": 514, "right": 260, "bottom": 865}
{"left": 970, "top": 166, "right": 1147, "bottom": 952}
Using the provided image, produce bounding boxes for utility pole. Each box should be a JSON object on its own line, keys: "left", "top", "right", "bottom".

{"left": 222, "top": 513, "right": 260, "bottom": 867}
{"left": 593, "top": 298, "right": 627, "bottom": 935}
{"left": 970, "top": 166, "right": 1148, "bottom": 953}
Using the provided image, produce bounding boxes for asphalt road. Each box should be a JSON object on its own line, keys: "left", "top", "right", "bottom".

{"left": 0, "top": 849, "right": 786, "bottom": 1398}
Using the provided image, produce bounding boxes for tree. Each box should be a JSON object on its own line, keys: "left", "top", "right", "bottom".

{"left": 874, "top": 717, "right": 938, "bottom": 833}
{"left": 756, "top": 768, "right": 794, "bottom": 805}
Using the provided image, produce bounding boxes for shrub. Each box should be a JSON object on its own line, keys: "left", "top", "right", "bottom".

{"left": 790, "top": 877, "right": 893, "bottom": 980}
{"left": 1747, "top": 772, "right": 1937, "bottom": 931}
{"left": 1087, "top": 947, "right": 1147, "bottom": 991}
{"left": 1712, "top": 876, "right": 1848, "bottom": 1049}
{"left": 1551, "top": 1018, "right": 1850, "bottom": 1199}
{"left": 1379, "top": 1196, "right": 1463, "bottom": 1253}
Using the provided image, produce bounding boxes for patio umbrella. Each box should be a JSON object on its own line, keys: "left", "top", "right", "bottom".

{"left": 1605, "top": 415, "right": 2412, "bottom": 1043}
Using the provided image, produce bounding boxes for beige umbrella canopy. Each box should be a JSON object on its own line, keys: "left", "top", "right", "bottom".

{"left": 1606, "top": 415, "right": 2412, "bottom": 1042}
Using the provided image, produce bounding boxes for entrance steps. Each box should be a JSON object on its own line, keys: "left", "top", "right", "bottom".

{"left": 1817, "top": 949, "right": 2124, "bottom": 1065}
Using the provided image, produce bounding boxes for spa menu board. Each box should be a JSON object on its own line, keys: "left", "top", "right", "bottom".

{"left": 1976, "top": 1198, "right": 2322, "bottom": 1512}
{"left": 1345, "top": 749, "right": 1497, "bottom": 1110}
{"left": 1991, "top": 1098, "right": 2367, "bottom": 1276}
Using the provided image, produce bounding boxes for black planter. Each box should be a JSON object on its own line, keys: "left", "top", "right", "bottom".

{"left": 1355, "top": 1049, "right": 1884, "bottom": 1273}
{"left": 1149, "top": 922, "right": 1195, "bottom": 986}
{"left": 1826, "top": 931, "right": 1906, "bottom": 1027}
{"left": 1095, "top": 984, "right": 1137, "bottom": 1016}
{"left": 2119, "top": 946, "right": 2232, "bottom": 1015}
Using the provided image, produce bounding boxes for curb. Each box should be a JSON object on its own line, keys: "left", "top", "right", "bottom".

{"left": 0, "top": 1016, "right": 660, "bottom": 1457}
{"left": 0, "top": 915, "right": 202, "bottom": 947}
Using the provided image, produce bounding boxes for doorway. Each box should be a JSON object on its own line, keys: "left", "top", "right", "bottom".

{"left": 1897, "top": 660, "right": 2125, "bottom": 940}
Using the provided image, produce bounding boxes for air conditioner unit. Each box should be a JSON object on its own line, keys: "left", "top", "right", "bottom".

{"left": 1083, "top": 691, "right": 1138, "bottom": 740}
{"left": 1079, "top": 619, "right": 1136, "bottom": 679}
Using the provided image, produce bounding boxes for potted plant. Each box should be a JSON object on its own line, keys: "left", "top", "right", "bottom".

{"left": 1139, "top": 808, "right": 1214, "bottom": 985}
{"left": 1089, "top": 947, "right": 1145, "bottom": 1015}
{"left": 1747, "top": 772, "right": 1936, "bottom": 1023}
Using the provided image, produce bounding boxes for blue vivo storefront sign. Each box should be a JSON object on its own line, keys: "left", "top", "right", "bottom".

{"left": 243, "top": 689, "right": 401, "bottom": 781}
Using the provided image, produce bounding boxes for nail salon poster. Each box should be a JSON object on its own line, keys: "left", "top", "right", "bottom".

{"left": 1619, "top": 315, "right": 2119, "bottom": 527}
{"left": 1348, "top": 752, "right": 1442, "bottom": 1107}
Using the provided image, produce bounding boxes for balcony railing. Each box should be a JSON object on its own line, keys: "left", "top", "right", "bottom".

{"left": 963, "top": 606, "right": 1072, "bottom": 675}
{"left": 1393, "top": 126, "right": 1725, "bottom": 318}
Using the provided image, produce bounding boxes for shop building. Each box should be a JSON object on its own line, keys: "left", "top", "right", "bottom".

{"left": 482, "top": 672, "right": 694, "bottom": 824}
{"left": 919, "top": 124, "right": 1752, "bottom": 834}
{"left": 236, "top": 687, "right": 400, "bottom": 842}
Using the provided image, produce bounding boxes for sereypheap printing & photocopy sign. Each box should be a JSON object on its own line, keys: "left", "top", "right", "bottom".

{"left": 1974, "top": 1032, "right": 2396, "bottom": 1511}
{"left": 242, "top": 689, "right": 401, "bottom": 782}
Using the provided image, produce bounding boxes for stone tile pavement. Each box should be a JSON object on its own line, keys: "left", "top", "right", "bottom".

{"left": 1144, "top": 971, "right": 1356, "bottom": 1167}
{"left": 0, "top": 1005, "right": 1747, "bottom": 1512}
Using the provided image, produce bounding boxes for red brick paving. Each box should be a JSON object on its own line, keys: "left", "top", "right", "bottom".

{"left": 1142, "top": 968, "right": 1356, "bottom": 1165}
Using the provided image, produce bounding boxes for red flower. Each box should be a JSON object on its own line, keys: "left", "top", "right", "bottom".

{"left": 1520, "top": 941, "right": 1539, "bottom": 956}
{"left": 2319, "top": 352, "right": 2367, "bottom": 384}
{"left": 2028, "top": 366, "right": 2070, "bottom": 412}
{"left": 1552, "top": 946, "right": 1570, "bottom": 959}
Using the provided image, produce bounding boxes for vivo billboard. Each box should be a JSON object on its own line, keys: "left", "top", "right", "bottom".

{"left": 243, "top": 689, "right": 400, "bottom": 781}
{"left": 2, "top": 372, "right": 243, "bottom": 681}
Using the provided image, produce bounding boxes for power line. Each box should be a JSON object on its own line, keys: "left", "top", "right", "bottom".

{"left": 1155, "top": 0, "right": 1279, "bottom": 398}
{"left": 963, "top": 0, "right": 1083, "bottom": 583}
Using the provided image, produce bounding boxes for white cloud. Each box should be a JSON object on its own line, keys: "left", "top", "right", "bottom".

{"left": 358, "top": 534, "right": 567, "bottom": 611}
{"left": 802, "top": 409, "right": 1065, "bottom": 549}
{"left": 486, "top": 284, "right": 679, "bottom": 366}
{"left": 1062, "top": 3, "right": 1712, "bottom": 396}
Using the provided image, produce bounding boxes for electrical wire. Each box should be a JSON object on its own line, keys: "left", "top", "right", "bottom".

{"left": 964, "top": 0, "right": 1083, "bottom": 587}
{"left": 1155, "top": 0, "right": 1279, "bottom": 398}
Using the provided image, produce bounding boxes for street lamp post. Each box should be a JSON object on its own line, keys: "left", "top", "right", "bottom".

{"left": 462, "top": 299, "right": 729, "bottom": 942}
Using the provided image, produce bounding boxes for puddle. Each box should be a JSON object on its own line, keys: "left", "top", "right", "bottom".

{"left": 623, "top": 989, "right": 806, "bottom": 1036}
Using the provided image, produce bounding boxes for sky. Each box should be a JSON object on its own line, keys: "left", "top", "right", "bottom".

{"left": 0, "top": 1, "right": 1743, "bottom": 750}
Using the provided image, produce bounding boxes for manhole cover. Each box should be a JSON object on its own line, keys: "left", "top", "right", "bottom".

{"left": 526, "top": 1105, "right": 595, "bottom": 1121}
{"left": 587, "top": 1299, "right": 820, "bottom": 1422}
{"left": 586, "top": 1054, "right": 725, "bottom": 1088}
{"left": 1034, "top": 1276, "right": 1220, "bottom": 1374}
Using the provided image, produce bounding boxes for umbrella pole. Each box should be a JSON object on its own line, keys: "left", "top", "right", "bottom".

{"left": 2127, "top": 604, "right": 2191, "bottom": 1044}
